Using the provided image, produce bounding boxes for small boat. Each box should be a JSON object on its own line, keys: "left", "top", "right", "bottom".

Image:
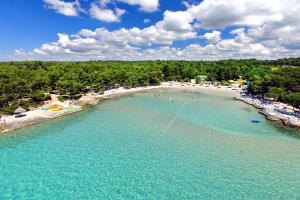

{"left": 251, "top": 118, "right": 261, "bottom": 123}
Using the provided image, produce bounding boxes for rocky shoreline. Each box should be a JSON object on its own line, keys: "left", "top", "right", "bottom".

{"left": 235, "top": 94, "right": 300, "bottom": 128}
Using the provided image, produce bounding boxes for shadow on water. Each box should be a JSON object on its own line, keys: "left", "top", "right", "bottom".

{"left": 242, "top": 107, "right": 252, "bottom": 113}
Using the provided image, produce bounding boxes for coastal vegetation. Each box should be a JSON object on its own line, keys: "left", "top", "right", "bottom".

{"left": 1, "top": 58, "right": 300, "bottom": 114}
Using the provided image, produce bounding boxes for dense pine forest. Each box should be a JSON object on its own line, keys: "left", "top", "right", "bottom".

{"left": 1, "top": 58, "right": 300, "bottom": 114}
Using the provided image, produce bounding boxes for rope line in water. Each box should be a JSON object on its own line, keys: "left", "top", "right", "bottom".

{"left": 163, "top": 99, "right": 191, "bottom": 133}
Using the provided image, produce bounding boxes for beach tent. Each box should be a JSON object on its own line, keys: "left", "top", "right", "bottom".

{"left": 14, "top": 107, "right": 26, "bottom": 115}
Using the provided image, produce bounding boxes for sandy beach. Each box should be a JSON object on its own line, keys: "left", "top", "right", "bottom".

{"left": 97, "top": 82, "right": 240, "bottom": 98}
{"left": 75, "top": 82, "right": 240, "bottom": 106}
{"left": 0, "top": 82, "right": 239, "bottom": 133}
{"left": 0, "top": 100, "right": 82, "bottom": 133}
{"left": 2, "top": 81, "right": 299, "bottom": 134}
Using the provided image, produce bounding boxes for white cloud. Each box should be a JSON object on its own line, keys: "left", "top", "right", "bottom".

{"left": 118, "top": 0, "right": 159, "bottom": 12}
{"left": 143, "top": 19, "right": 150, "bottom": 23}
{"left": 43, "top": 0, "right": 83, "bottom": 16}
{"left": 160, "top": 10, "right": 193, "bottom": 32}
{"left": 181, "top": 1, "right": 191, "bottom": 8}
{"left": 32, "top": 16, "right": 197, "bottom": 56}
{"left": 203, "top": 31, "right": 221, "bottom": 44}
{"left": 90, "top": 4, "right": 125, "bottom": 22}
{"left": 187, "top": 0, "right": 284, "bottom": 29}
{"left": 95, "top": 0, "right": 160, "bottom": 13}
{"left": 18, "top": 26, "right": 296, "bottom": 61}
{"left": 15, "top": 49, "right": 26, "bottom": 56}
{"left": 98, "top": 0, "right": 111, "bottom": 7}
{"left": 8, "top": 0, "right": 300, "bottom": 61}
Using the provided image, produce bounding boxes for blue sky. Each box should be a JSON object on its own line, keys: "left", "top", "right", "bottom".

{"left": 0, "top": 0, "right": 186, "bottom": 54}
{"left": 1, "top": 0, "right": 300, "bottom": 61}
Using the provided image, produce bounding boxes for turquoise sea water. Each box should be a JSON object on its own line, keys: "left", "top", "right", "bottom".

{"left": 0, "top": 90, "right": 300, "bottom": 199}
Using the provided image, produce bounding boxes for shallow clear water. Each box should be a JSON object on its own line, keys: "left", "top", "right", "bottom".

{"left": 0, "top": 90, "right": 300, "bottom": 199}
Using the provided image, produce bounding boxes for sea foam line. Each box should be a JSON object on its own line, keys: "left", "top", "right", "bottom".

{"left": 163, "top": 99, "right": 191, "bottom": 133}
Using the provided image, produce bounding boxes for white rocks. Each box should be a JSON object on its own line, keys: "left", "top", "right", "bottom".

{"left": 236, "top": 95, "right": 300, "bottom": 128}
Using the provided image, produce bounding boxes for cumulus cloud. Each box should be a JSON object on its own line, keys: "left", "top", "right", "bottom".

{"left": 43, "top": 0, "right": 83, "bottom": 16}
{"left": 203, "top": 31, "right": 221, "bottom": 44}
{"left": 15, "top": 49, "right": 26, "bottom": 56}
{"left": 10, "top": 0, "right": 300, "bottom": 61}
{"left": 95, "top": 0, "right": 160, "bottom": 13}
{"left": 31, "top": 13, "right": 197, "bottom": 56}
{"left": 143, "top": 19, "right": 150, "bottom": 24}
{"left": 90, "top": 3, "right": 125, "bottom": 22}
{"left": 118, "top": 0, "right": 159, "bottom": 12}
{"left": 18, "top": 26, "right": 297, "bottom": 61}
{"left": 98, "top": 0, "right": 111, "bottom": 7}
{"left": 160, "top": 10, "right": 193, "bottom": 32}
{"left": 181, "top": 1, "right": 191, "bottom": 8}
{"left": 187, "top": 0, "right": 284, "bottom": 29}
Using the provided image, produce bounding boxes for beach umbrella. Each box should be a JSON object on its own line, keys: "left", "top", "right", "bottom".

{"left": 14, "top": 107, "right": 26, "bottom": 114}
